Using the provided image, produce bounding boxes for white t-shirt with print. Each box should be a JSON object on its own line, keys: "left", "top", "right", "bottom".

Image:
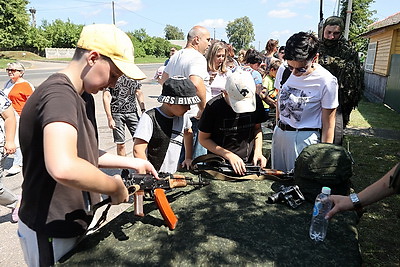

{"left": 277, "top": 65, "right": 338, "bottom": 129}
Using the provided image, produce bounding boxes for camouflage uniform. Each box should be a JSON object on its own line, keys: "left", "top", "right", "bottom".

{"left": 318, "top": 16, "right": 364, "bottom": 145}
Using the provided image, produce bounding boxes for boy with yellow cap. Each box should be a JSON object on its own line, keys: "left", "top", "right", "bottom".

{"left": 17, "top": 24, "right": 157, "bottom": 266}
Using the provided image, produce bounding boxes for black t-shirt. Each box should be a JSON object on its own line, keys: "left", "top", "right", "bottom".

{"left": 106, "top": 75, "right": 141, "bottom": 114}
{"left": 198, "top": 94, "right": 267, "bottom": 162}
{"left": 19, "top": 73, "right": 100, "bottom": 237}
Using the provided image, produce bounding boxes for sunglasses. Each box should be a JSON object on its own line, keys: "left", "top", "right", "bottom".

{"left": 6, "top": 69, "right": 20, "bottom": 73}
{"left": 287, "top": 62, "right": 310, "bottom": 73}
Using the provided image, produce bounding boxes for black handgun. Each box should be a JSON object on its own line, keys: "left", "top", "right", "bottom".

{"left": 267, "top": 185, "right": 305, "bottom": 209}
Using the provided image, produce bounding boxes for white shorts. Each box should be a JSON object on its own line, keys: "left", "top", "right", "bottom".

{"left": 271, "top": 125, "right": 320, "bottom": 172}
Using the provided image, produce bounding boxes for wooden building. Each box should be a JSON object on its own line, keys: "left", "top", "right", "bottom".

{"left": 362, "top": 12, "right": 400, "bottom": 112}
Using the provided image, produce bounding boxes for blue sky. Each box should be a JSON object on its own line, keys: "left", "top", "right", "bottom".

{"left": 27, "top": 0, "right": 400, "bottom": 51}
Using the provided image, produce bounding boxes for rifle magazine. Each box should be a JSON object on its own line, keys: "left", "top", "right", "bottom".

{"left": 154, "top": 188, "right": 178, "bottom": 230}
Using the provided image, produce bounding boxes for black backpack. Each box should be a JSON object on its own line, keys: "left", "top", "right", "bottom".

{"left": 294, "top": 143, "right": 354, "bottom": 202}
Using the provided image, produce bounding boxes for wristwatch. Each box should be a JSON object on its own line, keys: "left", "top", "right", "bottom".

{"left": 349, "top": 193, "right": 362, "bottom": 210}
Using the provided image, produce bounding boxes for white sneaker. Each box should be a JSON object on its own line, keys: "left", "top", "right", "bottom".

{"left": 6, "top": 166, "right": 21, "bottom": 176}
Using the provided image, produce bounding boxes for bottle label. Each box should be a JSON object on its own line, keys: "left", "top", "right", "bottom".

{"left": 312, "top": 202, "right": 321, "bottom": 216}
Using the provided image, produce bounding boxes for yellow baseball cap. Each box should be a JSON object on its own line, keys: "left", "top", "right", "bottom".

{"left": 77, "top": 24, "right": 146, "bottom": 80}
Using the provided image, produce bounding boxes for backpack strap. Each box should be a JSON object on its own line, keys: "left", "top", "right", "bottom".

{"left": 280, "top": 66, "right": 291, "bottom": 88}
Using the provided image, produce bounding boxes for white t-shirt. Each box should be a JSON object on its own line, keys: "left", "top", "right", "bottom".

{"left": 133, "top": 107, "right": 192, "bottom": 173}
{"left": 277, "top": 65, "right": 338, "bottom": 129}
{"left": 209, "top": 70, "right": 231, "bottom": 97}
{"left": 164, "top": 48, "right": 209, "bottom": 118}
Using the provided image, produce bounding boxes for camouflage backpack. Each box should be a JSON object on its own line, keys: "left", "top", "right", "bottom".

{"left": 294, "top": 143, "right": 354, "bottom": 202}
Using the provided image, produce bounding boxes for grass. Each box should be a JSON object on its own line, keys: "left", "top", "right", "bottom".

{"left": 0, "top": 50, "right": 166, "bottom": 68}
{"left": 349, "top": 98, "right": 400, "bottom": 130}
{"left": 345, "top": 99, "right": 400, "bottom": 266}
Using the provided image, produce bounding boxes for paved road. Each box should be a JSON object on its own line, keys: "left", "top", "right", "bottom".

{"left": 0, "top": 60, "right": 163, "bottom": 266}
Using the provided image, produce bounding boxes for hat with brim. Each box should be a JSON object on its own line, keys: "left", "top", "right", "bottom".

{"left": 77, "top": 24, "right": 146, "bottom": 80}
{"left": 158, "top": 76, "right": 201, "bottom": 105}
{"left": 225, "top": 69, "right": 256, "bottom": 113}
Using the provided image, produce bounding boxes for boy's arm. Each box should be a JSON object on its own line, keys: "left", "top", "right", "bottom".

{"left": 252, "top": 123, "right": 266, "bottom": 167}
{"left": 199, "top": 130, "right": 246, "bottom": 175}
{"left": 2, "top": 106, "right": 16, "bottom": 154}
{"left": 133, "top": 138, "right": 148, "bottom": 160}
{"left": 181, "top": 128, "right": 193, "bottom": 170}
{"left": 102, "top": 90, "right": 115, "bottom": 129}
{"left": 321, "top": 108, "right": 336, "bottom": 143}
{"left": 135, "top": 89, "right": 146, "bottom": 113}
{"left": 43, "top": 122, "right": 129, "bottom": 205}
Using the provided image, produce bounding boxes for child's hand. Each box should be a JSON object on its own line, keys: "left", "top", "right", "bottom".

{"left": 181, "top": 159, "right": 192, "bottom": 170}
{"left": 226, "top": 153, "right": 246, "bottom": 176}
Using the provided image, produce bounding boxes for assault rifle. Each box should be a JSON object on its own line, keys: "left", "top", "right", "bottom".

{"left": 267, "top": 185, "right": 305, "bottom": 209}
{"left": 216, "top": 163, "right": 293, "bottom": 180}
{"left": 122, "top": 171, "right": 209, "bottom": 230}
{"left": 193, "top": 160, "right": 293, "bottom": 181}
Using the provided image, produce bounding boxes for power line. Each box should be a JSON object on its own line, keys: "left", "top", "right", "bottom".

{"left": 114, "top": 2, "right": 166, "bottom": 27}
{"left": 27, "top": 3, "right": 107, "bottom": 12}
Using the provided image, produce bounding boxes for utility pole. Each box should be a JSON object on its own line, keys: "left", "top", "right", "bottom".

{"left": 336, "top": 0, "right": 341, "bottom": 16}
{"left": 29, "top": 7, "right": 36, "bottom": 27}
{"left": 344, "top": 0, "right": 352, "bottom": 40}
{"left": 318, "top": 0, "right": 324, "bottom": 39}
{"left": 213, "top": 28, "right": 216, "bottom": 40}
{"left": 112, "top": 1, "right": 115, "bottom": 25}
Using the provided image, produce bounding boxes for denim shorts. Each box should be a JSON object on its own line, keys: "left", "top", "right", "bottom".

{"left": 112, "top": 112, "right": 139, "bottom": 144}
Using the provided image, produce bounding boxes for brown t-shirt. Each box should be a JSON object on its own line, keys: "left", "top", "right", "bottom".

{"left": 19, "top": 73, "right": 100, "bottom": 237}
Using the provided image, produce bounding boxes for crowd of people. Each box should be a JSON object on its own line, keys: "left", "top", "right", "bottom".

{"left": 0, "top": 16, "right": 398, "bottom": 266}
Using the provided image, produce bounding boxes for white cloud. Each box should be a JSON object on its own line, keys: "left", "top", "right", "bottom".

{"left": 278, "top": 0, "right": 312, "bottom": 8}
{"left": 115, "top": 0, "right": 143, "bottom": 11}
{"left": 116, "top": 20, "right": 128, "bottom": 27}
{"left": 268, "top": 9, "right": 297, "bottom": 18}
{"left": 270, "top": 30, "right": 292, "bottom": 39}
{"left": 197, "top": 18, "right": 228, "bottom": 28}
{"left": 80, "top": 9, "right": 101, "bottom": 18}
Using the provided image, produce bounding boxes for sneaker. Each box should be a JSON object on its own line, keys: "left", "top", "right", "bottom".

{"left": 6, "top": 166, "right": 21, "bottom": 176}
{"left": 11, "top": 195, "right": 21, "bottom": 223}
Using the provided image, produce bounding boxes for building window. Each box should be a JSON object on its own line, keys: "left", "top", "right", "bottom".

{"left": 365, "top": 42, "right": 377, "bottom": 72}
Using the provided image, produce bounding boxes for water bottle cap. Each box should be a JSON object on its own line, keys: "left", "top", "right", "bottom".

{"left": 322, "top": 187, "right": 331, "bottom": 195}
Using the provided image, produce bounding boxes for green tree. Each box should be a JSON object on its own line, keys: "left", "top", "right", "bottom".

{"left": 0, "top": 0, "right": 30, "bottom": 49}
{"left": 226, "top": 16, "right": 255, "bottom": 51}
{"left": 41, "top": 19, "right": 83, "bottom": 48}
{"left": 153, "top": 37, "right": 175, "bottom": 57}
{"left": 340, "top": 0, "right": 375, "bottom": 53}
{"left": 164, "top": 24, "right": 184, "bottom": 40}
{"left": 25, "top": 26, "right": 50, "bottom": 52}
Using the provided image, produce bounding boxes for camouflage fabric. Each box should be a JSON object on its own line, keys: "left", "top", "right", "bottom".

{"left": 318, "top": 36, "right": 364, "bottom": 126}
{"left": 58, "top": 177, "right": 361, "bottom": 266}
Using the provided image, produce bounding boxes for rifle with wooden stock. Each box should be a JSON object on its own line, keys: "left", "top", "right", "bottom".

{"left": 191, "top": 154, "right": 293, "bottom": 181}
{"left": 93, "top": 171, "right": 209, "bottom": 230}
{"left": 121, "top": 171, "right": 209, "bottom": 230}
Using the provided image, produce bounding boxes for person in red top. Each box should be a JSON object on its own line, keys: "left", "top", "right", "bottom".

{"left": 3, "top": 62, "right": 34, "bottom": 175}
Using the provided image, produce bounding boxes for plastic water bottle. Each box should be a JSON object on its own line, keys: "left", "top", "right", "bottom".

{"left": 309, "top": 186, "right": 333, "bottom": 241}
